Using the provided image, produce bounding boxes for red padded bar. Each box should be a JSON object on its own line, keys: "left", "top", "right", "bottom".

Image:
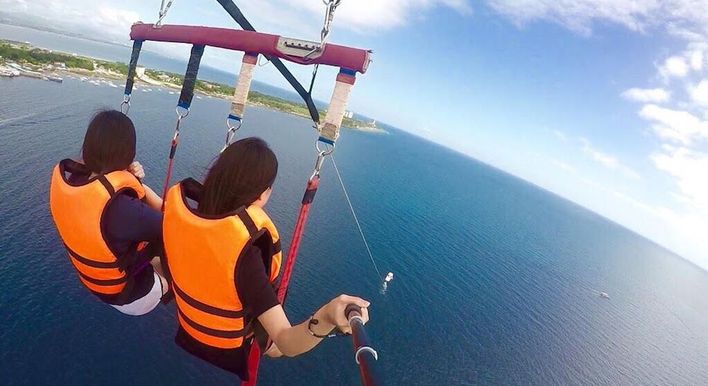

{"left": 131, "top": 23, "right": 370, "bottom": 73}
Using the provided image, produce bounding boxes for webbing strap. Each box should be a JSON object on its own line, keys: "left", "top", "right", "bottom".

{"left": 242, "top": 177, "right": 320, "bottom": 386}
{"left": 230, "top": 53, "right": 257, "bottom": 121}
{"left": 319, "top": 68, "right": 356, "bottom": 144}
{"left": 124, "top": 40, "right": 143, "bottom": 97}
{"left": 277, "top": 177, "right": 319, "bottom": 302}
{"left": 216, "top": 0, "right": 320, "bottom": 124}
{"left": 178, "top": 45, "right": 205, "bottom": 110}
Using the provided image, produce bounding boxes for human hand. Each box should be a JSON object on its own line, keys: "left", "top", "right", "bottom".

{"left": 129, "top": 161, "right": 145, "bottom": 179}
{"left": 321, "top": 294, "right": 370, "bottom": 334}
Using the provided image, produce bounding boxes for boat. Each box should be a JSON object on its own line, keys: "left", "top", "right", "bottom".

{"left": 600, "top": 292, "right": 610, "bottom": 299}
{"left": 46, "top": 76, "right": 63, "bottom": 83}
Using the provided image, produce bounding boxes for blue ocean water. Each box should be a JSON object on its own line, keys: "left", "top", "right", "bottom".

{"left": 1, "top": 31, "right": 708, "bottom": 386}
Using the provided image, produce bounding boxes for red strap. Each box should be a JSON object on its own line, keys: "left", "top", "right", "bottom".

{"left": 241, "top": 176, "right": 320, "bottom": 386}
{"left": 160, "top": 139, "right": 179, "bottom": 212}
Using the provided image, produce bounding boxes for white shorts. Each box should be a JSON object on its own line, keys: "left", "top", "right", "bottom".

{"left": 110, "top": 272, "right": 163, "bottom": 316}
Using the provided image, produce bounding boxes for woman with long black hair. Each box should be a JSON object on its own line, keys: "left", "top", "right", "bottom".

{"left": 49, "top": 109, "right": 168, "bottom": 316}
{"left": 163, "top": 137, "right": 370, "bottom": 380}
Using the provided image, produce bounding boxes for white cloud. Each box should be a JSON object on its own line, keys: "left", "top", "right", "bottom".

{"left": 0, "top": 0, "right": 473, "bottom": 39}
{"left": 689, "top": 79, "right": 708, "bottom": 106}
{"left": 660, "top": 56, "right": 689, "bottom": 78}
{"left": 278, "top": 0, "right": 472, "bottom": 32}
{"left": 484, "top": 0, "right": 659, "bottom": 35}
{"left": 652, "top": 146, "right": 708, "bottom": 213}
{"left": 579, "top": 138, "right": 641, "bottom": 180}
{"left": 639, "top": 104, "right": 708, "bottom": 145}
{"left": 689, "top": 48, "right": 704, "bottom": 71}
{"left": 622, "top": 87, "right": 670, "bottom": 103}
{"left": 483, "top": 1, "right": 708, "bottom": 39}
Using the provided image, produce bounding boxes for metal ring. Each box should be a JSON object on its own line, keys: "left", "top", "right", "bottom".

{"left": 315, "top": 141, "right": 335, "bottom": 156}
{"left": 226, "top": 117, "right": 242, "bottom": 132}
{"left": 354, "top": 346, "right": 378, "bottom": 365}
{"left": 176, "top": 106, "right": 190, "bottom": 119}
{"left": 120, "top": 100, "right": 131, "bottom": 114}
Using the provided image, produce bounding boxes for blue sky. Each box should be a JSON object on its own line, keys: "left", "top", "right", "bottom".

{"left": 3, "top": 0, "right": 708, "bottom": 271}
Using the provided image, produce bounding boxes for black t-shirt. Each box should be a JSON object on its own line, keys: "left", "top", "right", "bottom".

{"left": 174, "top": 244, "right": 280, "bottom": 380}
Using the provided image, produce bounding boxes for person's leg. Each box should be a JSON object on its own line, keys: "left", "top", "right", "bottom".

{"left": 109, "top": 272, "right": 163, "bottom": 316}
{"left": 150, "top": 256, "right": 169, "bottom": 295}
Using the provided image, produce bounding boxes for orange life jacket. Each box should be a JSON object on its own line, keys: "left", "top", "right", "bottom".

{"left": 163, "top": 179, "right": 282, "bottom": 349}
{"left": 49, "top": 159, "right": 146, "bottom": 300}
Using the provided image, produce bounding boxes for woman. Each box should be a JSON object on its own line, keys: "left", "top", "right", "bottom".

{"left": 163, "top": 137, "right": 370, "bottom": 380}
{"left": 49, "top": 109, "right": 169, "bottom": 316}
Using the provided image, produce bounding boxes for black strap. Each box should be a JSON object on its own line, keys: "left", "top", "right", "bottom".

{"left": 173, "top": 282, "right": 245, "bottom": 318}
{"left": 124, "top": 40, "right": 143, "bottom": 96}
{"left": 178, "top": 45, "right": 205, "bottom": 109}
{"left": 66, "top": 244, "right": 121, "bottom": 269}
{"left": 177, "top": 307, "right": 247, "bottom": 339}
{"left": 216, "top": 0, "right": 320, "bottom": 124}
{"left": 97, "top": 175, "right": 115, "bottom": 197}
{"left": 237, "top": 208, "right": 259, "bottom": 237}
{"left": 302, "top": 185, "right": 318, "bottom": 204}
{"left": 77, "top": 271, "right": 128, "bottom": 286}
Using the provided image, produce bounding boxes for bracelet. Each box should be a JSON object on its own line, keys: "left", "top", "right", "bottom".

{"left": 307, "top": 316, "right": 340, "bottom": 339}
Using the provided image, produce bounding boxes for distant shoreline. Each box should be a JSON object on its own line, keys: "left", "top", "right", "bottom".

{"left": 0, "top": 38, "right": 387, "bottom": 134}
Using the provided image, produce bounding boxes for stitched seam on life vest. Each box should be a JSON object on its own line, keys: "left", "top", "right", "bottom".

{"left": 177, "top": 308, "right": 246, "bottom": 339}
{"left": 173, "top": 282, "right": 245, "bottom": 318}
{"left": 66, "top": 244, "right": 121, "bottom": 269}
{"left": 77, "top": 271, "right": 127, "bottom": 286}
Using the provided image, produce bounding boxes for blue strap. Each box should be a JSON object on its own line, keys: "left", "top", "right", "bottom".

{"left": 340, "top": 68, "right": 356, "bottom": 76}
{"left": 318, "top": 136, "right": 335, "bottom": 146}
{"left": 124, "top": 40, "right": 143, "bottom": 97}
{"left": 177, "top": 45, "right": 205, "bottom": 110}
{"left": 228, "top": 114, "right": 242, "bottom": 121}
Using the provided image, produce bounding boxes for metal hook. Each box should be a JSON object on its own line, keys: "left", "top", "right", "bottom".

{"left": 120, "top": 94, "right": 131, "bottom": 114}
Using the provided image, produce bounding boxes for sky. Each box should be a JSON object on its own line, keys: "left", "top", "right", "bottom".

{"left": 2, "top": 0, "right": 707, "bottom": 271}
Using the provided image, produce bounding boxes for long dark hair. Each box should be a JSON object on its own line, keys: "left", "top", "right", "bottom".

{"left": 198, "top": 137, "right": 278, "bottom": 216}
{"left": 81, "top": 110, "right": 136, "bottom": 174}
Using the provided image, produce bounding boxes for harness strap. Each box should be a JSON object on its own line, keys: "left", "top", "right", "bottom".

{"left": 216, "top": 0, "right": 320, "bottom": 125}
{"left": 242, "top": 177, "right": 320, "bottom": 386}
{"left": 230, "top": 53, "right": 257, "bottom": 121}
{"left": 124, "top": 40, "right": 143, "bottom": 100}
{"left": 178, "top": 44, "right": 205, "bottom": 110}
{"left": 160, "top": 45, "right": 205, "bottom": 207}
{"left": 319, "top": 68, "right": 356, "bottom": 144}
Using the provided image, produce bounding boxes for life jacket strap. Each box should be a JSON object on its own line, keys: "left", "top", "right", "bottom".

{"left": 177, "top": 308, "right": 247, "bottom": 339}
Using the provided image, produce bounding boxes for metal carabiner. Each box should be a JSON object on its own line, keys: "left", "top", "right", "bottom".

{"left": 222, "top": 116, "right": 243, "bottom": 152}
{"left": 310, "top": 141, "right": 335, "bottom": 180}
{"left": 120, "top": 94, "right": 131, "bottom": 114}
{"left": 176, "top": 105, "right": 190, "bottom": 120}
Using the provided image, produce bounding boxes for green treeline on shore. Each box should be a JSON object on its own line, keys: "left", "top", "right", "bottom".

{"left": 1, "top": 41, "right": 380, "bottom": 131}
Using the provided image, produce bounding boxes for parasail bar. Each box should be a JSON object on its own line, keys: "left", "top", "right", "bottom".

{"left": 131, "top": 23, "right": 371, "bottom": 74}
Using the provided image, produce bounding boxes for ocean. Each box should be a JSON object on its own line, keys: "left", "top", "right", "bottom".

{"left": 1, "top": 25, "right": 707, "bottom": 386}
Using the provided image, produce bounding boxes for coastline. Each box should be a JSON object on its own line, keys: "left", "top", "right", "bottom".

{"left": 0, "top": 39, "right": 387, "bottom": 134}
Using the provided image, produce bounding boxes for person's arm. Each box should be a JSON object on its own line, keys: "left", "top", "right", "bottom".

{"left": 141, "top": 184, "right": 163, "bottom": 212}
{"left": 129, "top": 161, "right": 163, "bottom": 211}
{"left": 257, "top": 295, "right": 370, "bottom": 358}
{"left": 236, "top": 246, "right": 370, "bottom": 358}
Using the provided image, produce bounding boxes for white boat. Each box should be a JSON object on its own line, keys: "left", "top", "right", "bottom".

{"left": 600, "top": 292, "right": 610, "bottom": 299}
